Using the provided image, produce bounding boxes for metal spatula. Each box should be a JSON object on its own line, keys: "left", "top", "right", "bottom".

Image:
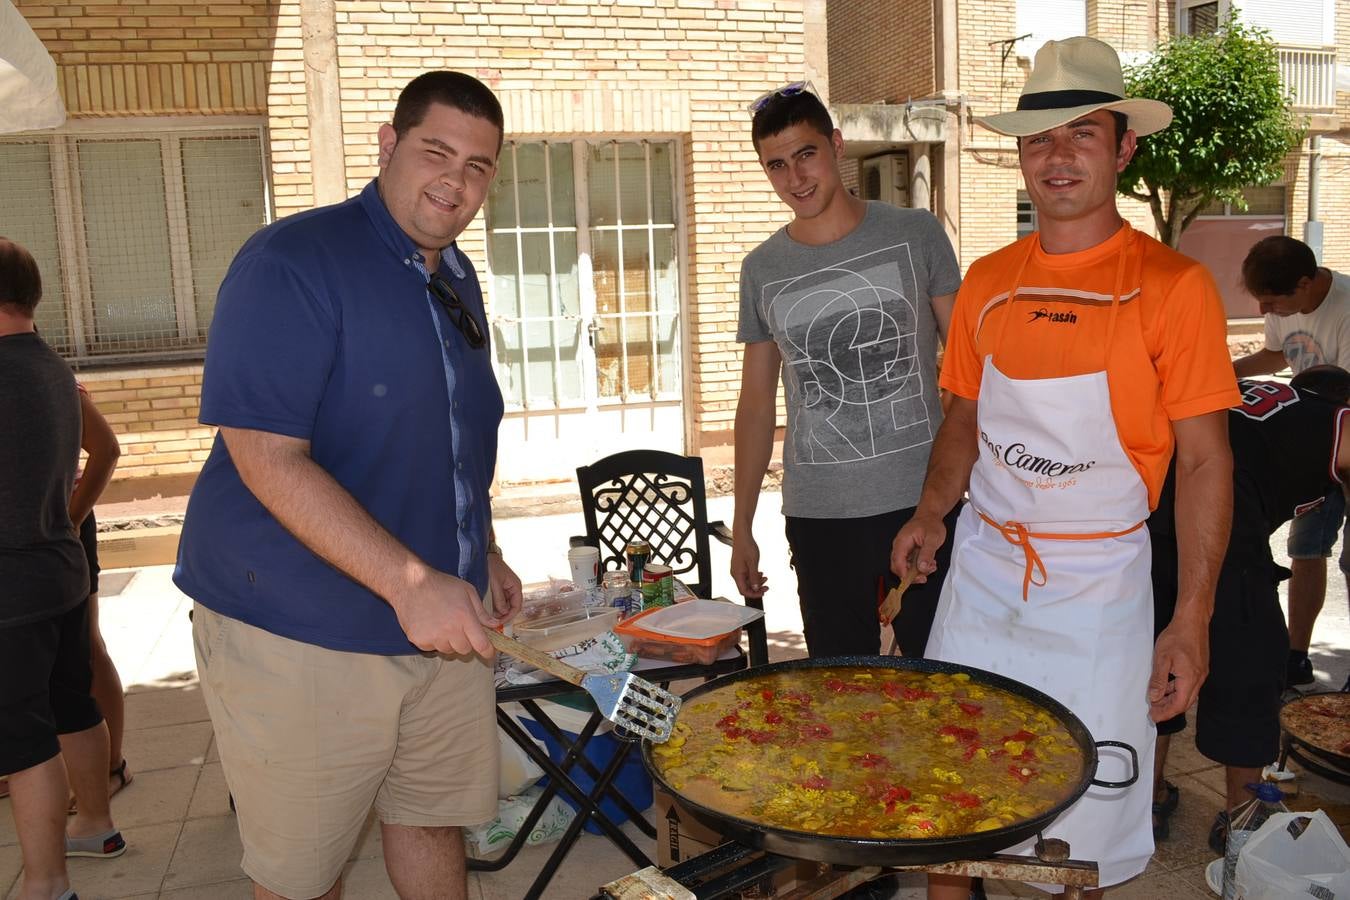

{"left": 486, "top": 628, "right": 681, "bottom": 742}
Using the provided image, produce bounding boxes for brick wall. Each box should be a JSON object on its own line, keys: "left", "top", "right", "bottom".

{"left": 825, "top": 1, "right": 934, "bottom": 104}
{"left": 16, "top": 0, "right": 807, "bottom": 481}
{"left": 78, "top": 366, "right": 216, "bottom": 479}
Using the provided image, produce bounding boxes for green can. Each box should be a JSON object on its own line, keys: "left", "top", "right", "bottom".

{"left": 640, "top": 563, "right": 674, "bottom": 608}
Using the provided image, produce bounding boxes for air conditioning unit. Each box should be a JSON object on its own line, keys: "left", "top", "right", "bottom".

{"left": 860, "top": 152, "right": 910, "bottom": 207}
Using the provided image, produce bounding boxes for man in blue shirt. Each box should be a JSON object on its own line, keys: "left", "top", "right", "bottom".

{"left": 175, "top": 71, "right": 522, "bottom": 900}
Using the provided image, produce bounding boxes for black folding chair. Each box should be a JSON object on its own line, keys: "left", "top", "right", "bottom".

{"left": 575, "top": 449, "right": 768, "bottom": 667}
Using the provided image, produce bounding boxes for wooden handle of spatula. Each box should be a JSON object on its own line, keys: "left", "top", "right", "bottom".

{"left": 879, "top": 566, "right": 917, "bottom": 625}
{"left": 486, "top": 629, "right": 588, "bottom": 686}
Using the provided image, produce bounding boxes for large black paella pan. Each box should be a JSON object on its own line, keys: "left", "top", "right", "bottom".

{"left": 641, "top": 655, "right": 1137, "bottom": 867}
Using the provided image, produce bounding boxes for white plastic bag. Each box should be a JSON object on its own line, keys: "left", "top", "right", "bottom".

{"left": 1235, "top": 810, "right": 1350, "bottom": 900}
{"left": 465, "top": 785, "right": 576, "bottom": 856}
{"left": 497, "top": 725, "right": 545, "bottom": 798}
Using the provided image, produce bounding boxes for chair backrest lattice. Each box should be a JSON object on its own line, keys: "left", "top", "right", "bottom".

{"left": 577, "top": 450, "right": 713, "bottom": 598}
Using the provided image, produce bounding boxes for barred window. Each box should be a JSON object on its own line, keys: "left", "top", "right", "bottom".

{"left": 0, "top": 122, "right": 270, "bottom": 365}
{"left": 485, "top": 138, "right": 682, "bottom": 411}
{"left": 1016, "top": 190, "right": 1038, "bottom": 239}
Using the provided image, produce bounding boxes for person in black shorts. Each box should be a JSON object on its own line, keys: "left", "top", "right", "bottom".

{"left": 1, "top": 237, "right": 126, "bottom": 900}
{"left": 1149, "top": 365, "right": 1350, "bottom": 850}
{"left": 68, "top": 385, "right": 131, "bottom": 801}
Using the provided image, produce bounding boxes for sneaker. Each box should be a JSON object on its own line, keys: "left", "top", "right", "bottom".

{"left": 1286, "top": 654, "right": 1315, "bottom": 687}
{"left": 65, "top": 828, "right": 126, "bottom": 859}
{"left": 1205, "top": 857, "right": 1223, "bottom": 895}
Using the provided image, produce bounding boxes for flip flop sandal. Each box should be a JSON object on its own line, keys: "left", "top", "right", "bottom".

{"left": 65, "top": 828, "right": 126, "bottom": 859}
{"left": 108, "top": 759, "right": 134, "bottom": 799}
{"left": 56, "top": 891, "right": 79, "bottom": 900}
{"left": 1208, "top": 810, "right": 1229, "bottom": 857}
{"left": 1152, "top": 779, "right": 1180, "bottom": 840}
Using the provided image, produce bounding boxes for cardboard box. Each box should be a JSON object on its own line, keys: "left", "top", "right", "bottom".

{"left": 656, "top": 788, "right": 727, "bottom": 868}
{"left": 653, "top": 789, "right": 830, "bottom": 896}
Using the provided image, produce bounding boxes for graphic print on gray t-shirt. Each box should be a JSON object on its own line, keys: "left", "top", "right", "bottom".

{"left": 765, "top": 243, "right": 933, "bottom": 465}
{"left": 738, "top": 203, "right": 962, "bottom": 519}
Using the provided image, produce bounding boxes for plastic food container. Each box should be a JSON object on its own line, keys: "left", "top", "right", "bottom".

{"left": 614, "top": 602, "right": 753, "bottom": 665}
{"left": 518, "top": 588, "right": 589, "bottom": 624}
{"left": 513, "top": 605, "right": 620, "bottom": 651}
{"left": 636, "top": 598, "right": 764, "bottom": 638}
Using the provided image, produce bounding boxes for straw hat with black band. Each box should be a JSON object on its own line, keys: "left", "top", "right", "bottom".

{"left": 978, "top": 36, "right": 1172, "bottom": 138}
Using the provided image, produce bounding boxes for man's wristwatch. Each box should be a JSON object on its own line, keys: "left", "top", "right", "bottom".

{"left": 487, "top": 539, "right": 503, "bottom": 556}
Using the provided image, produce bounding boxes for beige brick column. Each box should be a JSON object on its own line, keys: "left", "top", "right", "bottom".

{"left": 300, "top": 0, "right": 346, "bottom": 206}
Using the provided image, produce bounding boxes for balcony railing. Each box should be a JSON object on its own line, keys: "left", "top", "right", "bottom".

{"left": 1278, "top": 45, "right": 1338, "bottom": 111}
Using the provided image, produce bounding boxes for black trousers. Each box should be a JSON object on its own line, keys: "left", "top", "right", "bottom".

{"left": 785, "top": 503, "right": 962, "bottom": 658}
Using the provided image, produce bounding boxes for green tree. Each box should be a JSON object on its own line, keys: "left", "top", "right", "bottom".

{"left": 1119, "top": 16, "right": 1304, "bottom": 248}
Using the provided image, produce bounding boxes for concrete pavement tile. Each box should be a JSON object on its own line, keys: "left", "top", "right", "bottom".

{"left": 1172, "top": 861, "right": 1223, "bottom": 896}
{"left": 135, "top": 622, "right": 199, "bottom": 691}
{"left": 1141, "top": 864, "right": 1219, "bottom": 898}
{"left": 186, "top": 762, "right": 231, "bottom": 821}
{"left": 122, "top": 687, "right": 210, "bottom": 731}
{"left": 1151, "top": 775, "right": 1227, "bottom": 874}
{"left": 477, "top": 822, "right": 654, "bottom": 900}
{"left": 111, "top": 765, "right": 198, "bottom": 830}
{"left": 206, "top": 734, "right": 220, "bottom": 763}
{"left": 64, "top": 820, "right": 180, "bottom": 898}
{"left": 0, "top": 844, "right": 19, "bottom": 900}
{"left": 338, "top": 856, "right": 399, "bottom": 898}
{"left": 0, "top": 799, "right": 13, "bottom": 848}
{"left": 121, "top": 722, "right": 212, "bottom": 775}
{"left": 160, "top": 814, "right": 244, "bottom": 892}
{"left": 159, "top": 878, "right": 254, "bottom": 899}
{"left": 1183, "top": 764, "right": 1231, "bottom": 800}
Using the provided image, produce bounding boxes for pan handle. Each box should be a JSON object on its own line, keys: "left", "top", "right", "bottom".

{"left": 1090, "top": 740, "right": 1139, "bottom": 789}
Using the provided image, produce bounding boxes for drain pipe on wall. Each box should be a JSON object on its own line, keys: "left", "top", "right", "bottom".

{"left": 1305, "top": 134, "right": 1323, "bottom": 263}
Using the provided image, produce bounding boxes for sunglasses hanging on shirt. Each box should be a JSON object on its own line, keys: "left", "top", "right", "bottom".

{"left": 427, "top": 272, "right": 487, "bottom": 350}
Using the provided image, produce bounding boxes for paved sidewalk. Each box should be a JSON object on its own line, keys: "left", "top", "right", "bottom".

{"left": 2, "top": 494, "right": 1347, "bottom": 899}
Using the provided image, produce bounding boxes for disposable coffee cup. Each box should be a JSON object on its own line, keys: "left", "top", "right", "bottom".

{"left": 568, "top": 545, "right": 600, "bottom": 591}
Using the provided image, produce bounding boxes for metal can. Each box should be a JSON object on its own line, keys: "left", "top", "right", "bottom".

{"left": 625, "top": 539, "right": 651, "bottom": 584}
{"left": 641, "top": 563, "right": 674, "bottom": 609}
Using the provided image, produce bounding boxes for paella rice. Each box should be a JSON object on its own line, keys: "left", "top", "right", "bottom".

{"left": 651, "top": 668, "right": 1084, "bottom": 839}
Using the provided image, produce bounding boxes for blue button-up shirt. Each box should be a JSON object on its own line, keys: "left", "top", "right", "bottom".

{"left": 175, "top": 179, "right": 504, "bottom": 654}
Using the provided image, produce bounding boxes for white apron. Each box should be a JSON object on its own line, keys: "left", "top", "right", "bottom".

{"left": 926, "top": 225, "right": 1156, "bottom": 889}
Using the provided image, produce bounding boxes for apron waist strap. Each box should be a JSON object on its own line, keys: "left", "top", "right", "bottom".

{"left": 976, "top": 511, "right": 1146, "bottom": 602}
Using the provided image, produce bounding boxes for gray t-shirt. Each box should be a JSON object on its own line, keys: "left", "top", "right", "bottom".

{"left": 738, "top": 202, "right": 961, "bottom": 519}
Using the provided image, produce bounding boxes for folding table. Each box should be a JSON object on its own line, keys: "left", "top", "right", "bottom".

{"left": 470, "top": 651, "right": 747, "bottom": 900}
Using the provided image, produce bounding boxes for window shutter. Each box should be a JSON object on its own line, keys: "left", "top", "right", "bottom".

{"left": 1238, "top": 0, "right": 1328, "bottom": 46}
{"left": 1015, "top": 0, "right": 1088, "bottom": 60}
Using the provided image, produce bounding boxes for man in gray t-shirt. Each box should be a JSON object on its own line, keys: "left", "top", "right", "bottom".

{"left": 732, "top": 85, "right": 962, "bottom": 657}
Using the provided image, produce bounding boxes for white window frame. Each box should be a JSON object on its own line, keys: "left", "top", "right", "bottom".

{"left": 1177, "top": 0, "right": 1230, "bottom": 36}
{"left": 484, "top": 135, "right": 685, "bottom": 413}
{"left": 0, "top": 116, "right": 272, "bottom": 366}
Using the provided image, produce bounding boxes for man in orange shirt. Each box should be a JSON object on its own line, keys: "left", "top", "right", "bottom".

{"left": 893, "top": 38, "right": 1238, "bottom": 898}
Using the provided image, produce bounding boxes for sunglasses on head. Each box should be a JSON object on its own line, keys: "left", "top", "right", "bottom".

{"left": 427, "top": 273, "right": 487, "bottom": 349}
{"left": 748, "top": 80, "right": 817, "bottom": 115}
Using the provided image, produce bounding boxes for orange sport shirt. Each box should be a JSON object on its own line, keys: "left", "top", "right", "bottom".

{"left": 940, "top": 224, "right": 1241, "bottom": 509}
